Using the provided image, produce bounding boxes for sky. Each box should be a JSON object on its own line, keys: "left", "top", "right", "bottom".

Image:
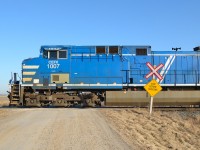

{"left": 0, "top": 0, "right": 200, "bottom": 94}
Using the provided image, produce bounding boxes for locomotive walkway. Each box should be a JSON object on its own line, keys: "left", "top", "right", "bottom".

{"left": 0, "top": 108, "right": 131, "bottom": 150}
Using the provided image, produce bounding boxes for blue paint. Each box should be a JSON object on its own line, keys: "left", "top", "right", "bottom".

{"left": 22, "top": 45, "right": 200, "bottom": 90}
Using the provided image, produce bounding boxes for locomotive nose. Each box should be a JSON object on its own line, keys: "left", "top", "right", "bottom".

{"left": 22, "top": 58, "right": 39, "bottom": 83}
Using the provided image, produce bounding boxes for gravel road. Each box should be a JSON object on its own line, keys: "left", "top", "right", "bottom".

{"left": 1, "top": 97, "right": 199, "bottom": 149}
{"left": 0, "top": 108, "right": 131, "bottom": 150}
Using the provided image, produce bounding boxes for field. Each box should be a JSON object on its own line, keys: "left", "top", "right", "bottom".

{"left": 0, "top": 96, "right": 200, "bottom": 149}
{"left": 101, "top": 108, "right": 200, "bottom": 149}
{"left": 0, "top": 96, "right": 9, "bottom": 107}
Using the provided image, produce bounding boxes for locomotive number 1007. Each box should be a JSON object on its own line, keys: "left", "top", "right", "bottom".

{"left": 47, "top": 60, "right": 60, "bottom": 69}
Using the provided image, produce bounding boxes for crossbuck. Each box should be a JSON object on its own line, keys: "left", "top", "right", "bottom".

{"left": 145, "top": 62, "right": 164, "bottom": 80}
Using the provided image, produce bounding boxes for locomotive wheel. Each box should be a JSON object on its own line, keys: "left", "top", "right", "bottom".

{"left": 83, "top": 99, "right": 96, "bottom": 107}
{"left": 57, "top": 100, "right": 62, "bottom": 104}
{"left": 26, "top": 99, "right": 41, "bottom": 107}
{"left": 52, "top": 99, "right": 69, "bottom": 107}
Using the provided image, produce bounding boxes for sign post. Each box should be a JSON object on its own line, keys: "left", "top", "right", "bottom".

{"left": 150, "top": 95, "right": 154, "bottom": 114}
{"left": 150, "top": 73, "right": 155, "bottom": 115}
{"left": 144, "top": 63, "right": 163, "bottom": 115}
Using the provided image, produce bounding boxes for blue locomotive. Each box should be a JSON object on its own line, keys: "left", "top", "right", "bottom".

{"left": 8, "top": 45, "right": 200, "bottom": 107}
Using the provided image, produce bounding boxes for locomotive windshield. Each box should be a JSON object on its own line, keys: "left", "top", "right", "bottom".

{"left": 43, "top": 50, "right": 67, "bottom": 59}
{"left": 50, "top": 51, "right": 57, "bottom": 59}
{"left": 43, "top": 50, "right": 48, "bottom": 58}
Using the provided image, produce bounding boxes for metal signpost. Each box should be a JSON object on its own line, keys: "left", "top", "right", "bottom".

{"left": 144, "top": 63, "right": 164, "bottom": 114}
{"left": 144, "top": 79, "right": 162, "bottom": 114}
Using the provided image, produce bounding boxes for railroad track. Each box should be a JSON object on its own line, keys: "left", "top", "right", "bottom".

{"left": 152, "top": 107, "right": 200, "bottom": 111}
{"left": 100, "top": 106, "right": 200, "bottom": 111}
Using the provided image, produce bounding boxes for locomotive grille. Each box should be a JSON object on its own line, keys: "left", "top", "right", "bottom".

{"left": 53, "top": 75, "right": 59, "bottom": 81}
{"left": 51, "top": 74, "right": 69, "bottom": 83}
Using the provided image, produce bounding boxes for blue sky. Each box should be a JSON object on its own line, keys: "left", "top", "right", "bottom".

{"left": 0, "top": 0, "right": 200, "bottom": 94}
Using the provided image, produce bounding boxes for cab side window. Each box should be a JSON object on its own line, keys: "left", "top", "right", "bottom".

{"left": 59, "top": 51, "right": 67, "bottom": 59}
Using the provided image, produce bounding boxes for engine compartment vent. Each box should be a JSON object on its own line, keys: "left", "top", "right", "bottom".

{"left": 136, "top": 48, "right": 147, "bottom": 55}
{"left": 96, "top": 46, "right": 106, "bottom": 54}
{"left": 109, "top": 46, "right": 118, "bottom": 54}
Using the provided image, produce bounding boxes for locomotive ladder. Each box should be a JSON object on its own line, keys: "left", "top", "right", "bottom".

{"left": 9, "top": 84, "right": 20, "bottom": 106}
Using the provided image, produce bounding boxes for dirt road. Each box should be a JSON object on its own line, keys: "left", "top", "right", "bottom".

{"left": 0, "top": 108, "right": 132, "bottom": 150}
{"left": 1, "top": 97, "right": 199, "bottom": 149}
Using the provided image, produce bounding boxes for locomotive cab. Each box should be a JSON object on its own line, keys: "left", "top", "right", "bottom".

{"left": 41, "top": 47, "right": 70, "bottom": 86}
{"left": 22, "top": 46, "right": 70, "bottom": 89}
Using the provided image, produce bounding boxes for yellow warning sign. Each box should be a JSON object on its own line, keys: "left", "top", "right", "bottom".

{"left": 144, "top": 79, "right": 162, "bottom": 97}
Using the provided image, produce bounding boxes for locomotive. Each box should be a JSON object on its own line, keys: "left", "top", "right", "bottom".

{"left": 8, "top": 45, "right": 200, "bottom": 107}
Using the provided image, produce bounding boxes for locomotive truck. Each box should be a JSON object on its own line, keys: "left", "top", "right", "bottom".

{"left": 8, "top": 45, "right": 200, "bottom": 107}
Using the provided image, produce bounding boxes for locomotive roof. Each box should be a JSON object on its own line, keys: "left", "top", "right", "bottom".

{"left": 39, "top": 45, "right": 200, "bottom": 56}
{"left": 39, "top": 45, "right": 200, "bottom": 54}
{"left": 41, "top": 45, "right": 151, "bottom": 49}
{"left": 40, "top": 45, "right": 151, "bottom": 52}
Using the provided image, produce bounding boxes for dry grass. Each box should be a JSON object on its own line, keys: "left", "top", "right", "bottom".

{"left": 0, "top": 96, "right": 9, "bottom": 107}
{"left": 101, "top": 108, "right": 200, "bottom": 150}
{"left": 0, "top": 96, "right": 10, "bottom": 118}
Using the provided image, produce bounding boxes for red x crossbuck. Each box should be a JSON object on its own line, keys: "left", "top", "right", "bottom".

{"left": 145, "top": 62, "right": 164, "bottom": 80}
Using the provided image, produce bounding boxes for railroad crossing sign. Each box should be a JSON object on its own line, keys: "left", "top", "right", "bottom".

{"left": 145, "top": 62, "right": 164, "bottom": 80}
{"left": 144, "top": 79, "right": 162, "bottom": 97}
